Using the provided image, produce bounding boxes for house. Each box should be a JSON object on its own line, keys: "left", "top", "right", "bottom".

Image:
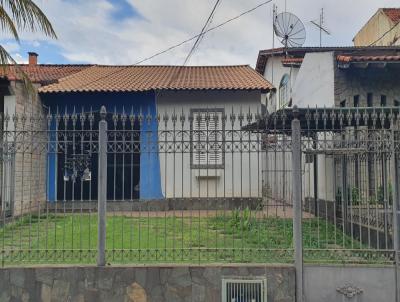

{"left": 256, "top": 46, "right": 400, "bottom": 111}
{"left": 353, "top": 8, "right": 400, "bottom": 47}
{"left": 0, "top": 53, "right": 272, "bottom": 215}
{"left": 255, "top": 46, "right": 400, "bottom": 209}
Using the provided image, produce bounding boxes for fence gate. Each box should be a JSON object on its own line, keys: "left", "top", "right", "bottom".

{"left": 281, "top": 107, "right": 400, "bottom": 302}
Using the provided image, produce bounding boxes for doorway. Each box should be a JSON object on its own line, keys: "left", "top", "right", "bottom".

{"left": 56, "top": 112, "right": 140, "bottom": 201}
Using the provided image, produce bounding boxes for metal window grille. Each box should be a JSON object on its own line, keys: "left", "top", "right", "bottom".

{"left": 222, "top": 278, "right": 267, "bottom": 302}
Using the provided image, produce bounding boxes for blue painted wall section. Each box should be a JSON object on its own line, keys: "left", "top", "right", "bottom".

{"left": 41, "top": 91, "right": 163, "bottom": 200}
{"left": 139, "top": 105, "right": 163, "bottom": 199}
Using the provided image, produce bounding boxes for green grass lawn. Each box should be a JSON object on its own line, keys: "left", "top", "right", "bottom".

{"left": 0, "top": 210, "right": 392, "bottom": 265}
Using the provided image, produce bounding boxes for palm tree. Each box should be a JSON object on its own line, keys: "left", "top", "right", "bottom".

{"left": 0, "top": 0, "right": 57, "bottom": 85}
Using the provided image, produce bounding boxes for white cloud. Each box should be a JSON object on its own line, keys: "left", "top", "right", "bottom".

{"left": 13, "top": 53, "right": 28, "bottom": 64}
{"left": 6, "top": 0, "right": 400, "bottom": 66}
{"left": 3, "top": 41, "right": 20, "bottom": 53}
{"left": 32, "top": 40, "right": 41, "bottom": 48}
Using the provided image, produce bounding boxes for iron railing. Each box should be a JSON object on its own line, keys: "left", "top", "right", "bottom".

{"left": 0, "top": 106, "right": 399, "bottom": 266}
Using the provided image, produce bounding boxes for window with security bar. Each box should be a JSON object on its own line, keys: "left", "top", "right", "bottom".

{"left": 190, "top": 108, "right": 225, "bottom": 169}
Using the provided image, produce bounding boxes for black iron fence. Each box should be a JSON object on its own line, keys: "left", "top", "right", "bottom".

{"left": 0, "top": 106, "right": 399, "bottom": 268}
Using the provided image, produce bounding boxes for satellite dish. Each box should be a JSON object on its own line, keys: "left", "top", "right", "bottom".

{"left": 274, "top": 12, "right": 306, "bottom": 48}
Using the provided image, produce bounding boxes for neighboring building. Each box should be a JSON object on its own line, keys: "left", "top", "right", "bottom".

{"left": 0, "top": 54, "right": 272, "bottom": 215}
{"left": 256, "top": 46, "right": 400, "bottom": 205}
{"left": 353, "top": 8, "right": 400, "bottom": 47}
{"left": 256, "top": 46, "right": 400, "bottom": 112}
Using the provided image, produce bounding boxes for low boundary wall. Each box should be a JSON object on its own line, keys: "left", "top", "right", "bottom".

{"left": 0, "top": 265, "right": 294, "bottom": 302}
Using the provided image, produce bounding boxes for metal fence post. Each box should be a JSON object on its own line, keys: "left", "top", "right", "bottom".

{"left": 390, "top": 118, "right": 400, "bottom": 302}
{"left": 97, "top": 106, "right": 107, "bottom": 266}
{"left": 292, "top": 106, "right": 303, "bottom": 302}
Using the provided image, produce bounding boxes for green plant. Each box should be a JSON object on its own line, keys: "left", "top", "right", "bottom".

{"left": 229, "top": 207, "right": 254, "bottom": 231}
{"left": 349, "top": 187, "right": 361, "bottom": 205}
{"left": 368, "top": 196, "right": 377, "bottom": 205}
{"left": 377, "top": 184, "right": 393, "bottom": 205}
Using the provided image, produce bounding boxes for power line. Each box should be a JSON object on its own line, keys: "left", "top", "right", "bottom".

{"left": 158, "top": 0, "right": 222, "bottom": 97}
{"left": 134, "top": 0, "right": 273, "bottom": 65}
{"left": 183, "top": 0, "right": 221, "bottom": 66}
{"left": 69, "top": 1, "right": 270, "bottom": 93}
{"left": 368, "top": 21, "right": 400, "bottom": 46}
{"left": 157, "top": 0, "right": 221, "bottom": 96}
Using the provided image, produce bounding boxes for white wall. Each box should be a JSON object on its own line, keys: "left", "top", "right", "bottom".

{"left": 262, "top": 53, "right": 337, "bottom": 203}
{"left": 292, "top": 52, "right": 335, "bottom": 108}
{"left": 263, "top": 56, "right": 299, "bottom": 112}
{"left": 157, "top": 90, "right": 263, "bottom": 198}
{"left": 263, "top": 52, "right": 335, "bottom": 110}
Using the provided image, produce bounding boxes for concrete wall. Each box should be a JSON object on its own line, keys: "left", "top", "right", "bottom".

{"left": 157, "top": 90, "right": 263, "bottom": 198}
{"left": 4, "top": 82, "right": 47, "bottom": 216}
{"left": 334, "top": 66, "right": 400, "bottom": 107}
{"left": 304, "top": 265, "right": 398, "bottom": 302}
{"left": 292, "top": 52, "right": 335, "bottom": 108}
{"left": 0, "top": 265, "right": 295, "bottom": 302}
{"left": 263, "top": 52, "right": 335, "bottom": 111}
{"left": 353, "top": 9, "right": 400, "bottom": 46}
{"left": 1, "top": 264, "right": 397, "bottom": 302}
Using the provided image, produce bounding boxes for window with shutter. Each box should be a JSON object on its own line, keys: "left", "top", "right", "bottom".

{"left": 191, "top": 109, "right": 224, "bottom": 168}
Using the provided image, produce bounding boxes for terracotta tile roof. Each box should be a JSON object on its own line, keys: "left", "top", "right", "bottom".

{"left": 337, "top": 54, "right": 400, "bottom": 63}
{"left": 382, "top": 8, "right": 400, "bottom": 24}
{"left": 39, "top": 65, "right": 273, "bottom": 93}
{"left": 0, "top": 65, "right": 91, "bottom": 84}
{"left": 281, "top": 57, "right": 303, "bottom": 66}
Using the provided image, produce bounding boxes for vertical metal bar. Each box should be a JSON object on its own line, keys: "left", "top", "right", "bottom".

{"left": 390, "top": 117, "right": 399, "bottom": 302}
{"left": 291, "top": 107, "right": 303, "bottom": 302}
{"left": 97, "top": 106, "right": 107, "bottom": 266}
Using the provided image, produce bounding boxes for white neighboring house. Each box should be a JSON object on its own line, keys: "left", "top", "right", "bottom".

{"left": 256, "top": 46, "right": 400, "bottom": 203}
{"left": 257, "top": 46, "right": 400, "bottom": 110}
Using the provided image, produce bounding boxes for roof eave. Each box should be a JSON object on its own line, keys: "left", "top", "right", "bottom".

{"left": 40, "top": 87, "right": 272, "bottom": 94}
{"left": 338, "top": 60, "right": 400, "bottom": 69}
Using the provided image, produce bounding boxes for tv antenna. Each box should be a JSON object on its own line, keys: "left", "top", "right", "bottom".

{"left": 273, "top": 11, "right": 306, "bottom": 49}
{"left": 310, "top": 8, "right": 331, "bottom": 47}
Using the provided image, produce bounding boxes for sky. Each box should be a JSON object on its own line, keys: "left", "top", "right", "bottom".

{"left": 1, "top": 0, "right": 399, "bottom": 67}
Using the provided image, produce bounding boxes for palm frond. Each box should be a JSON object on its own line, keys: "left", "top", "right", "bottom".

{"left": 0, "top": 5, "right": 19, "bottom": 41}
{"left": 0, "top": 0, "right": 57, "bottom": 38}
{"left": 0, "top": 45, "right": 36, "bottom": 98}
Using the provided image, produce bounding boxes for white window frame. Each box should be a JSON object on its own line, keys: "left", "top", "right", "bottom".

{"left": 190, "top": 108, "right": 225, "bottom": 169}
{"left": 279, "top": 73, "right": 290, "bottom": 108}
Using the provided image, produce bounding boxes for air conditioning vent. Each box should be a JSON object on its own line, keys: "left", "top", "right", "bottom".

{"left": 222, "top": 277, "right": 267, "bottom": 302}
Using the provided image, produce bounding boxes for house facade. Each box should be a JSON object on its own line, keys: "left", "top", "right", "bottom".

{"left": 256, "top": 46, "right": 400, "bottom": 111}
{"left": 256, "top": 46, "right": 400, "bottom": 205}
{"left": 0, "top": 55, "right": 271, "bottom": 215}
{"left": 353, "top": 8, "right": 400, "bottom": 47}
